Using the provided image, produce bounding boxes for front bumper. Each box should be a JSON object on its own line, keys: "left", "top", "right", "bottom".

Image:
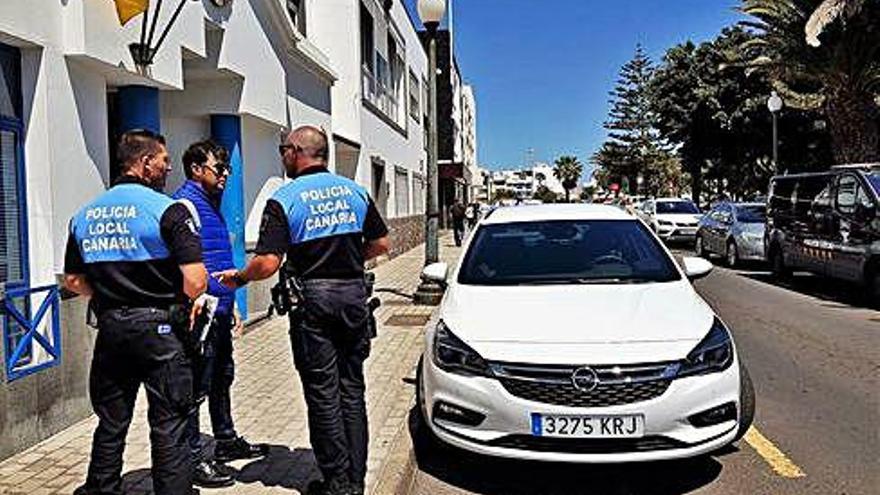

{"left": 735, "top": 237, "right": 765, "bottom": 261}
{"left": 421, "top": 354, "right": 741, "bottom": 463}
{"left": 657, "top": 225, "right": 698, "bottom": 242}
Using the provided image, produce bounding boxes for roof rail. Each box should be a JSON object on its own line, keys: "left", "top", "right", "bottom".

{"left": 830, "top": 163, "right": 880, "bottom": 170}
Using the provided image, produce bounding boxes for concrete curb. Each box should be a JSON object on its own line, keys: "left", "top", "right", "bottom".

{"left": 371, "top": 412, "right": 418, "bottom": 495}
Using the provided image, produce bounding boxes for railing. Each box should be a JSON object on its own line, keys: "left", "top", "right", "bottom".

{"left": 362, "top": 66, "right": 402, "bottom": 126}
{"left": 3, "top": 284, "right": 61, "bottom": 381}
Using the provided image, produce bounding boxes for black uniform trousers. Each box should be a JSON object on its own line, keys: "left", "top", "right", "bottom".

{"left": 86, "top": 308, "right": 193, "bottom": 495}
{"left": 187, "top": 315, "right": 238, "bottom": 460}
{"left": 289, "top": 278, "right": 371, "bottom": 489}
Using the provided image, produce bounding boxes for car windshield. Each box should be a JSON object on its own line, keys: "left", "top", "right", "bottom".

{"left": 867, "top": 171, "right": 880, "bottom": 197}
{"left": 457, "top": 220, "right": 681, "bottom": 286}
{"left": 656, "top": 201, "right": 700, "bottom": 214}
{"left": 735, "top": 205, "right": 766, "bottom": 223}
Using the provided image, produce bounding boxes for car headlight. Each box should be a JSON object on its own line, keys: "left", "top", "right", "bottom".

{"left": 678, "top": 318, "right": 734, "bottom": 377}
{"left": 432, "top": 321, "right": 491, "bottom": 377}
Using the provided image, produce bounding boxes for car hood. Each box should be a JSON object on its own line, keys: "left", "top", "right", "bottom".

{"left": 440, "top": 281, "right": 715, "bottom": 363}
{"left": 656, "top": 213, "right": 701, "bottom": 224}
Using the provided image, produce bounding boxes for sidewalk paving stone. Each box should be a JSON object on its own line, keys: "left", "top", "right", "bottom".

{"left": 0, "top": 233, "right": 462, "bottom": 495}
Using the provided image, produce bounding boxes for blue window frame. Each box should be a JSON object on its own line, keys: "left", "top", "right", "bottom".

{"left": 0, "top": 42, "right": 32, "bottom": 370}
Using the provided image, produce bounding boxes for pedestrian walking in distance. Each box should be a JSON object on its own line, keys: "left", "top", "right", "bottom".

{"left": 215, "top": 126, "right": 390, "bottom": 495}
{"left": 451, "top": 200, "right": 467, "bottom": 246}
{"left": 64, "top": 129, "right": 208, "bottom": 495}
{"left": 173, "top": 140, "right": 268, "bottom": 489}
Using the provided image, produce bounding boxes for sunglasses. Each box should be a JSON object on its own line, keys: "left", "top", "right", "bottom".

{"left": 201, "top": 162, "right": 231, "bottom": 176}
{"left": 278, "top": 144, "right": 300, "bottom": 156}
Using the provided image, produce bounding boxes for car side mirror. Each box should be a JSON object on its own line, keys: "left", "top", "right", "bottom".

{"left": 421, "top": 262, "right": 449, "bottom": 285}
{"left": 681, "top": 257, "right": 713, "bottom": 280}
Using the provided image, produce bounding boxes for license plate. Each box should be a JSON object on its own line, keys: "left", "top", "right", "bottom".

{"left": 530, "top": 413, "right": 644, "bottom": 438}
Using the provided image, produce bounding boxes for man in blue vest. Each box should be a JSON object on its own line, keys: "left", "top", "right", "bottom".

{"left": 173, "top": 140, "right": 268, "bottom": 488}
{"left": 65, "top": 129, "right": 207, "bottom": 495}
{"left": 215, "top": 126, "right": 390, "bottom": 495}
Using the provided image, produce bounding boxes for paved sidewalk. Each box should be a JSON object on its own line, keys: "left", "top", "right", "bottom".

{"left": 0, "top": 234, "right": 463, "bottom": 495}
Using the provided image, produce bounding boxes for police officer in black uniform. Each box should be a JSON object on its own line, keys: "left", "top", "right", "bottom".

{"left": 64, "top": 129, "right": 208, "bottom": 495}
{"left": 216, "top": 126, "right": 390, "bottom": 495}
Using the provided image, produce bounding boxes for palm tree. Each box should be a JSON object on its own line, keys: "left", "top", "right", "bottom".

{"left": 805, "top": 0, "right": 866, "bottom": 47}
{"left": 553, "top": 156, "right": 583, "bottom": 202}
{"left": 739, "top": 0, "right": 880, "bottom": 163}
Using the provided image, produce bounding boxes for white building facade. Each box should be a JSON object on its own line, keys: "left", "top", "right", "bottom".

{"left": 310, "top": 0, "right": 429, "bottom": 255}
{"left": 0, "top": 0, "right": 428, "bottom": 460}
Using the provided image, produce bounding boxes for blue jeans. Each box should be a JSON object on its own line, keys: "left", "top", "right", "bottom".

{"left": 187, "top": 314, "right": 237, "bottom": 460}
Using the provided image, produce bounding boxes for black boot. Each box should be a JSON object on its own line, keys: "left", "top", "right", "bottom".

{"left": 193, "top": 460, "right": 235, "bottom": 488}
{"left": 306, "top": 476, "right": 352, "bottom": 495}
{"left": 213, "top": 436, "right": 269, "bottom": 463}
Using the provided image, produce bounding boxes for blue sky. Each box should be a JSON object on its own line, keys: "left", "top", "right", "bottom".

{"left": 405, "top": 0, "right": 743, "bottom": 176}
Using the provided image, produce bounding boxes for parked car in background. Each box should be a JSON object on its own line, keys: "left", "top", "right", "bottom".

{"left": 695, "top": 202, "right": 766, "bottom": 267}
{"left": 638, "top": 198, "right": 703, "bottom": 242}
{"left": 765, "top": 164, "right": 880, "bottom": 306}
{"left": 416, "top": 204, "right": 754, "bottom": 463}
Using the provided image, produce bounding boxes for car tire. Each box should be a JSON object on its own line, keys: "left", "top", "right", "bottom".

{"left": 413, "top": 357, "right": 439, "bottom": 450}
{"left": 695, "top": 234, "right": 707, "bottom": 258}
{"left": 869, "top": 269, "right": 880, "bottom": 310}
{"left": 734, "top": 360, "right": 756, "bottom": 443}
{"left": 770, "top": 247, "right": 791, "bottom": 280}
{"left": 726, "top": 240, "right": 739, "bottom": 268}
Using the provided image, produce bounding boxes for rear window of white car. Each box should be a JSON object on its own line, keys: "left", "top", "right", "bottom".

{"left": 458, "top": 220, "right": 681, "bottom": 286}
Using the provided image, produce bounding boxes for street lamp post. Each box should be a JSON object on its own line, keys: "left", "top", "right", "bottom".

{"left": 414, "top": 0, "right": 447, "bottom": 306}
{"left": 767, "top": 91, "right": 784, "bottom": 174}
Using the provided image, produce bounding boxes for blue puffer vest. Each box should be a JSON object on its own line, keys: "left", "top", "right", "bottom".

{"left": 173, "top": 180, "right": 236, "bottom": 315}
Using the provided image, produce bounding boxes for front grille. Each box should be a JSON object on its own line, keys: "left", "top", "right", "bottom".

{"left": 488, "top": 435, "right": 685, "bottom": 454}
{"left": 491, "top": 362, "right": 676, "bottom": 408}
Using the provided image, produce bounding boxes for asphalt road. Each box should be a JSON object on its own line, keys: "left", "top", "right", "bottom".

{"left": 406, "top": 257, "right": 879, "bottom": 495}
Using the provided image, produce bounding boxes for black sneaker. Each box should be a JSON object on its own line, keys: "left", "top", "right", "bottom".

{"left": 306, "top": 477, "right": 352, "bottom": 495}
{"left": 192, "top": 460, "right": 235, "bottom": 488}
{"left": 213, "top": 436, "right": 269, "bottom": 463}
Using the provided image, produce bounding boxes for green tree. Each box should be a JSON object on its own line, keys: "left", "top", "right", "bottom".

{"left": 552, "top": 155, "right": 584, "bottom": 202}
{"left": 739, "top": 0, "right": 880, "bottom": 163}
{"left": 594, "top": 45, "right": 679, "bottom": 197}
{"left": 492, "top": 189, "right": 517, "bottom": 203}
{"left": 532, "top": 185, "right": 559, "bottom": 203}
{"left": 651, "top": 27, "right": 833, "bottom": 203}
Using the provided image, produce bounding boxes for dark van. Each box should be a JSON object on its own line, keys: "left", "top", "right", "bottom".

{"left": 765, "top": 164, "right": 880, "bottom": 305}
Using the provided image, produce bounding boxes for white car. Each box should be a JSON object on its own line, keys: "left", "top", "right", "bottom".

{"left": 417, "top": 204, "right": 754, "bottom": 463}
{"left": 638, "top": 198, "right": 702, "bottom": 242}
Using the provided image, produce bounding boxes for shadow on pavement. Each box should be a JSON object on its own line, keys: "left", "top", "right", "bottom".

{"left": 232, "top": 445, "right": 318, "bottom": 492}
{"left": 738, "top": 271, "right": 873, "bottom": 310}
{"left": 408, "top": 407, "right": 728, "bottom": 495}
{"left": 118, "top": 445, "right": 318, "bottom": 494}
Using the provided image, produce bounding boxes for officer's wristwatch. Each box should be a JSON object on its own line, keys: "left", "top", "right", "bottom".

{"left": 232, "top": 271, "right": 249, "bottom": 287}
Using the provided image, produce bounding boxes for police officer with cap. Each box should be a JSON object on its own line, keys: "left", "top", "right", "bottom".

{"left": 216, "top": 126, "right": 390, "bottom": 495}
{"left": 65, "top": 129, "right": 207, "bottom": 495}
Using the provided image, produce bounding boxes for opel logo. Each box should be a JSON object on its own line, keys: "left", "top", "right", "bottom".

{"left": 571, "top": 366, "right": 600, "bottom": 392}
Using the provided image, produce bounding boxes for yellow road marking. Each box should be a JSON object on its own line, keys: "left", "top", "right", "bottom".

{"left": 745, "top": 426, "right": 806, "bottom": 478}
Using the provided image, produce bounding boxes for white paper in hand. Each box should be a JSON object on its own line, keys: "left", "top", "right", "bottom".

{"left": 195, "top": 294, "right": 220, "bottom": 345}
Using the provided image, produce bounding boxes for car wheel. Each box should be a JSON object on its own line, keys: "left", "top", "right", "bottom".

{"left": 869, "top": 269, "right": 880, "bottom": 310}
{"left": 770, "top": 247, "right": 791, "bottom": 280}
{"left": 413, "top": 357, "right": 439, "bottom": 450}
{"left": 734, "top": 360, "right": 756, "bottom": 443}
{"left": 726, "top": 241, "right": 739, "bottom": 268}
{"left": 695, "top": 235, "right": 707, "bottom": 258}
